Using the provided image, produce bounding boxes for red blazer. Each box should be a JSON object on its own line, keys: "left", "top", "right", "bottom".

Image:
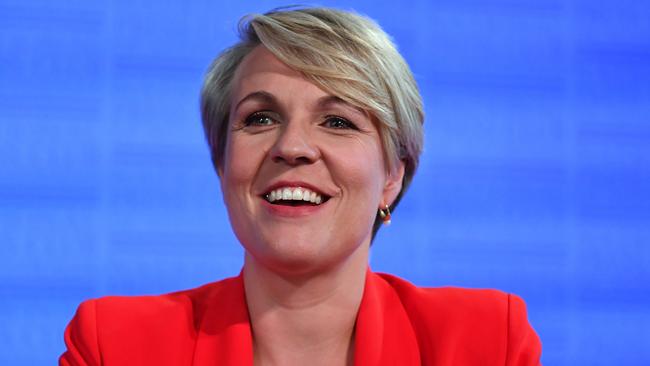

{"left": 60, "top": 270, "right": 542, "bottom": 365}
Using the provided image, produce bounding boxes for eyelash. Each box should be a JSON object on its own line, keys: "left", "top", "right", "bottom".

{"left": 244, "top": 112, "right": 276, "bottom": 127}
{"left": 323, "top": 115, "right": 358, "bottom": 130}
{"left": 243, "top": 112, "right": 358, "bottom": 131}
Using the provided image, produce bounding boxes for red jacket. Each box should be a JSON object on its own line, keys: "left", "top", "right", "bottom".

{"left": 60, "top": 270, "right": 542, "bottom": 365}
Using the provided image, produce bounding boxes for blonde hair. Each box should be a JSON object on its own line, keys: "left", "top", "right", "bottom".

{"left": 201, "top": 7, "right": 424, "bottom": 237}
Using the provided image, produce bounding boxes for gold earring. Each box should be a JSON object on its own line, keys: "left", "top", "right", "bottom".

{"left": 378, "top": 204, "right": 391, "bottom": 225}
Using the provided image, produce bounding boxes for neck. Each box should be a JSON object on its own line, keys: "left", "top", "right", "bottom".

{"left": 243, "top": 243, "right": 369, "bottom": 366}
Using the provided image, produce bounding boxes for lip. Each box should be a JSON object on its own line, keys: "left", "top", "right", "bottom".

{"left": 260, "top": 197, "right": 328, "bottom": 218}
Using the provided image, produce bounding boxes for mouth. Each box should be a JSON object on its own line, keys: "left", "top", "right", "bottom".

{"left": 262, "top": 186, "right": 331, "bottom": 207}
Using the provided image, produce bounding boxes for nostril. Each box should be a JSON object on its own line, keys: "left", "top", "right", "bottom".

{"left": 294, "top": 156, "right": 313, "bottom": 164}
{"left": 271, "top": 153, "right": 316, "bottom": 165}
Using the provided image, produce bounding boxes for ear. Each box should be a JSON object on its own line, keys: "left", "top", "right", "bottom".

{"left": 216, "top": 162, "right": 226, "bottom": 199}
{"left": 213, "top": 150, "right": 224, "bottom": 178}
{"left": 216, "top": 163, "right": 224, "bottom": 178}
{"left": 382, "top": 160, "right": 405, "bottom": 207}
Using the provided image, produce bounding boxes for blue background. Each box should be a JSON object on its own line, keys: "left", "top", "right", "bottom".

{"left": 1, "top": 0, "right": 649, "bottom": 364}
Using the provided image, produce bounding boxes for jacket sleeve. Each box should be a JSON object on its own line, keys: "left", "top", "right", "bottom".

{"left": 506, "top": 294, "right": 542, "bottom": 366}
{"left": 59, "top": 300, "right": 102, "bottom": 366}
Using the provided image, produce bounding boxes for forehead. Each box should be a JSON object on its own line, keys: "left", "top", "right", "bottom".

{"left": 229, "top": 45, "right": 370, "bottom": 120}
{"left": 231, "top": 46, "right": 317, "bottom": 97}
{"left": 235, "top": 45, "right": 299, "bottom": 79}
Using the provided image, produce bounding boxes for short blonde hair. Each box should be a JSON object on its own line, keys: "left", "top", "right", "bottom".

{"left": 201, "top": 7, "right": 424, "bottom": 236}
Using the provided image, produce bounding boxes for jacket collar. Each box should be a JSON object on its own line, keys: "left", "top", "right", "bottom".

{"left": 192, "top": 268, "right": 420, "bottom": 366}
{"left": 353, "top": 268, "right": 421, "bottom": 365}
{"left": 192, "top": 275, "right": 253, "bottom": 365}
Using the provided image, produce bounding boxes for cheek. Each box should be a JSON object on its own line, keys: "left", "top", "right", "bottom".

{"left": 220, "top": 137, "right": 256, "bottom": 213}
{"left": 350, "top": 140, "right": 386, "bottom": 187}
{"left": 332, "top": 139, "right": 387, "bottom": 204}
{"left": 222, "top": 134, "right": 261, "bottom": 185}
{"left": 220, "top": 137, "right": 263, "bottom": 246}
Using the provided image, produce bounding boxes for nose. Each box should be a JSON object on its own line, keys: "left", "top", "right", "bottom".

{"left": 270, "top": 122, "right": 320, "bottom": 165}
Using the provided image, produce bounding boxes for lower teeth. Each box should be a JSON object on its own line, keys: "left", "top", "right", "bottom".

{"left": 273, "top": 200, "right": 314, "bottom": 206}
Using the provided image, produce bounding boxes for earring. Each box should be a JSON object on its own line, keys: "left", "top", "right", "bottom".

{"left": 378, "top": 204, "right": 391, "bottom": 225}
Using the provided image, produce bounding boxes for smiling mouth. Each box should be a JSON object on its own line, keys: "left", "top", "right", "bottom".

{"left": 263, "top": 187, "right": 330, "bottom": 206}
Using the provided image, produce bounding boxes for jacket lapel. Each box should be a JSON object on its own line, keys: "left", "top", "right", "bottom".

{"left": 192, "top": 274, "right": 254, "bottom": 366}
{"left": 353, "top": 270, "right": 421, "bottom": 365}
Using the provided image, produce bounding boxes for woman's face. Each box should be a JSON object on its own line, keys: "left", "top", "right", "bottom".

{"left": 219, "top": 46, "right": 404, "bottom": 275}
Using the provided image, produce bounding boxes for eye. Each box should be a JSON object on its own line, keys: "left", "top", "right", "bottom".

{"left": 244, "top": 112, "right": 277, "bottom": 126}
{"left": 323, "top": 116, "right": 357, "bottom": 130}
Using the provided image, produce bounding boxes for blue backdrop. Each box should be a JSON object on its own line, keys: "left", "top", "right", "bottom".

{"left": 1, "top": 0, "right": 649, "bottom": 364}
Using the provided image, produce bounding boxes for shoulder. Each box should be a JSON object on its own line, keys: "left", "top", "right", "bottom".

{"left": 375, "top": 272, "right": 542, "bottom": 366}
{"left": 376, "top": 272, "right": 511, "bottom": 338}
{"left": 378, "top": 272, "right": 511, "bottom": 320}
{"left": 91, "top": 277, "right": 236, "bottom": 334}
{"left": 91, "top": 279, "right": 225, "bottom": 324}
{"left": 60, "top": 277, "right": 240, "bottom": 366}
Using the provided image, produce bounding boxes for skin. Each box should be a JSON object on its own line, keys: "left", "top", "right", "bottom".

{"left": 218, "top": 45, "right": 405, "bottom": 366}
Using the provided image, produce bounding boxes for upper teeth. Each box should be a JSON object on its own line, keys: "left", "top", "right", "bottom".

{"left": 267, "top": 187, "right": 323, "bottom": 204}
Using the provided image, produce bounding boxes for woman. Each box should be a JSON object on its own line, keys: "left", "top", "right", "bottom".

{"left": 60, "top": 7, "right": 541, "bottom": 366}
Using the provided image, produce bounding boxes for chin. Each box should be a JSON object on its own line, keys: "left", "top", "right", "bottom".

{"left": 246, "top": 230, "right": 368, "bottom": 277}
{"left": 252, "top": 237, "right": 331, "bottom": 274}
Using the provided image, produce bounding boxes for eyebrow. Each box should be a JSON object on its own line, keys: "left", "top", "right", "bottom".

{"left": 233, "top": 91, "right": 366, "bottom": 117}
{"left": 315, "top": 95, "right": 365, "bottom": 116}
{"left": 234, "top": 91, "right": 278, "bottom": 112}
